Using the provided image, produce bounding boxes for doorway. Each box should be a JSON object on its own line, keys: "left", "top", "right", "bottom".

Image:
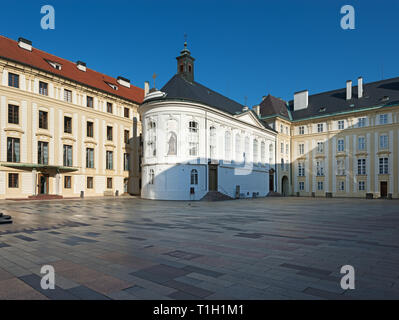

{"left": 124, "top": 178, "right": 129, "bottom": 194}
{"left": 208, "top": 165, "right": 218, "bottom": 191}
{"left": 269, "top": 169, "right": 275, "bottom": 192}
{"left": 282, "top": 176, "right": 289, "bottom": 196}
{"left": 380, "top": 181, "right": 388, "bottom": 198}
{"left": 38, "top": 174, "right": 49, "bottom": 195}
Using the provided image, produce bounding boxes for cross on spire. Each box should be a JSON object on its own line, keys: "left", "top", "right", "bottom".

{"left": 152, "top": 73, "right": 157, "bottom": 89}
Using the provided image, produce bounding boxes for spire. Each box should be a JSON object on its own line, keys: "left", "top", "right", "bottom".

{"left": 176, "top": 36, "right": 195, "bottom": 82}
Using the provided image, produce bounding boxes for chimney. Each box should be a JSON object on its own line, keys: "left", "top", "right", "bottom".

{"left": 144, "top": 81, "right": 150, "bottom": 96}
{"left": 117, "top": 76, "right": 131, "bottom": 88}
{"left": 346, "top": 80, "right": 352, "bottom": 100}
{"left": 18, "top": 37, "right": 32, "bottom": 51}
{"left": 76, "top": 61, "right": 86, "bottom": 72}
{"left": 293, "top": 90, "right": 308, "bottom": 111}
{"left": 358, "top": 77, "right": 363, "bottom": 98}
{"left": 253, "top": 105, "right": 260, "bottom": 117}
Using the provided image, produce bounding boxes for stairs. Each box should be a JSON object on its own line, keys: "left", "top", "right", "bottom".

{"left": 267, "top": 191, "right": 282, "bottom": 197}
{"left": 201, "top": 191, "right": 233, "bottom": 201}
{"left": 27, "top": 195, "right": 63, "bottom": 200}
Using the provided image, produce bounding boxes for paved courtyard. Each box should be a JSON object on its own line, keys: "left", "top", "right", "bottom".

{"left": 0, "top": 196, "right": 398, "bottom": 300}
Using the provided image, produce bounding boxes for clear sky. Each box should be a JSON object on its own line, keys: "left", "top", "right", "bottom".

{"left": 1, "top": 0, "right": 398, "bottom": 107}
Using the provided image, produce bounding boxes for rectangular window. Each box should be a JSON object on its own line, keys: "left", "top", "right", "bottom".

{"left": 298, "top": 162, "right": 305, "bottom": 177}
{"left": 316, "top": 161, "right": 324, "bottom": 176}
{"left": 280, "top": 124, "right": 283, "bottom": 133}
{"left": 379, "top": 157, "right": 388, "bottom": 174}
{"left": 358, "top": 137, "right": 366, "bottom": 151}
{"left": 8, "top": 104, "right": 19, "bottom": 124}
{"left": 299, "top": 126, "right": 304, "bottom": 135}
{"left": 379, "top": 135, "right": 388, "bottom": 149}
{"left": 86, "top": 148, "right": 94, "bottom": 168}
{"left": 107, "top": 102, "right": 113, "bottom": 113}
{"left": 337, "top": 139, "right": 345, "bottom": 152}
{"left": 7, "top": 137, "right": 20, "bottom": 163}
{"left": 338, "top": 120, "right": 345, "bottom": 130}
{"left": 106, "top": 151, "right": 113, "bottom": 170}
{"left": 285, "top": 144, "right": 289, "bottom": 154}
{"left": 107, "top": 126, "right": 113, "bottom": 141}
{"left": 87, "top": 177, "right": 93, "bottom": 189}
{"left": 64, "top": 89, "right": 72, "bottom": 102}
{"left": 107, "top": 177, "right": 113, "bottom": 189}
{"left": 358, "top": 181, "right": 365, "bottom": 191}
{"left": 124, "top": 153, "right": 129, "bottom": 171}
{"left": 317, "top": 123, "right": 324, "bottom": 133}
{"left": 8, "top": 73, "right": 19, "bottom": 88}
{"left": 87, "top": 121, "right": 94, "bottom": 138}
{"left": 299, "top": 181, "right": 304, "bottom": 191}
{"left": 38, "top": 141, "right": 49, "bottom": 165}
{"left": 281, "top": 143, "right": 284, "bottom": 154}
{"left": 337, "top": 159, "right": 346, "bottom": 176}
{"left": 87, "top": 96, "right": 93, "bottom": 108}
{"left": 317, "top": 142, "right": 324, "bottom": 153}
{"left": 358, "top": 117, "right": 366, "bottom": 128}
{"left": 8, "top": 173, "right": 19, "bottom": 188}
{"left": 39, "top": 81, "right": 48, "bottom": 96}
{"left": 63, "top": 145, "right": 73, "bottom": 167}
{"left": 317, "top": 181, "right": 324, "bottom": 191}
{"left": 64, "top": 116, "right": 72, "bottom": 134}
{"left": 124, "top": 107, "right": 130, "bottom": 118}
{"left": 338, "top": 181, "right": 345, "bottom": 191}
{"left": 379, "top": 114, "right": 388, "bottom": 125}
{"left": 124, "top": 130, "right": 129, "bottom": 144}
{"left": 299, "top": 143, "right": 304, "bottom": 155}
{"left": 39, "top": 111, "right": 48, "bottom": 129}
{"left": 64, "top": 176, "right": 71, "bottom": 189}
{"left": 357, "top": 158, "right": 366, "bottom": 175}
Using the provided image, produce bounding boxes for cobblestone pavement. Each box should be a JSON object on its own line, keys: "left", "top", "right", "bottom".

{"left": 0, "top": 197, "right": 398, "bottom": 300}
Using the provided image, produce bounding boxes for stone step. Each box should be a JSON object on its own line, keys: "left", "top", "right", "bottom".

{"left": 201, "top": 191, "right": 233, "bottom": 201}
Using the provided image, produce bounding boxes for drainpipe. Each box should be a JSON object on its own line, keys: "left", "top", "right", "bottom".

{"left": 205, "top": 111, "right": 208, "bottom": 192}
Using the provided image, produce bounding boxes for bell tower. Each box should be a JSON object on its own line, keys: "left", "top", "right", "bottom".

{"left": 176, "top": 41, "right": 195, "bottom": 82}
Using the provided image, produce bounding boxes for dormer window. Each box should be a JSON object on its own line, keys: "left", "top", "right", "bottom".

{"left": 46, "top": 60, "right": 62, "bottom": 70}
{"left": 106, "top": 82, "right": 118, "bottom": 90}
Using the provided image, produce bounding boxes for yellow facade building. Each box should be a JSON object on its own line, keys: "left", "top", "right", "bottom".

{"left": 0, "top": 35, "right": 143, "bottom": 199}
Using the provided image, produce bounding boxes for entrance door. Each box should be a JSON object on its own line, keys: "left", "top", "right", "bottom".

{"left": 38, "top": 174, "right": 49, "bottom": 194}
{"left": 269, "top": 170, "right": 275, "bottom": 191}
{"left": 124, "top": 178, "right": 128, "bottom": 193}
{"left": 282, "top": 176, "right": 289, "bottom": 196}
{"left": 208, "top": 165, "right": 218, "bottom": 191}
{"left": 380, "top": 181, "right": 388, "bottom": 198}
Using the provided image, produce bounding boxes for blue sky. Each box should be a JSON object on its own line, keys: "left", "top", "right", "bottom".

{"left": 1, "top": 0, "right": 398, "bottom": 106}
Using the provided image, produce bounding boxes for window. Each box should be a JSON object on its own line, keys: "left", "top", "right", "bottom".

{"left": 8, "top": 173, "right": 18, "bottom": 188}
{"left": 253, "top": 139, "right": 259, "bottom": 163}
{"left": 188, "top": 121, "right": 199, "bottom": 156}
{"left": 317, "top": 142, "right": 324, "bottom": 153}
{"left": 167, "top": 132, "right": 177, "bottom": 156}
{"left": 149, "top": 169, "right": 155, "bottom": 185}
{"left": 124, "top": 107, "right": 130, "bottom": 118}
{"left": 244, "top": 137, "right": 250, "bottom": 161}
{"left": 124, "top": 153, "right": 129, "bottom": 171}
{"left": 124, "top": 130, "right": 130, "bottom": 144}
{"left": 281, "top": 142, "right": 284, "bottom": 154}
{"left": 358, "top": 137, "right": 366, "bottom": 151}
{"left": 64, "top": 89, "right": 72, "bottom": 102}
{"left": 190, "top": 169, "right": 198, "bottom": 185}
{"left": 280, "top": 124, "right": 283, "bottom": 133}
{"left": 285, "top": 144, "right": 289, "bottom": 155}
{"left": 107, "top": 178, "right": 113, "bottom": 189}
{"left": 379, "top": 114, "right": 388, "bottom": 125}
{"left": 64, "top": 176, "right": 71, "bottom": 189}
{"left": 8, "top": 105, "right": 19, "bottom": 124}
{"left": 298, "top": 162, "right": 305, "bottom": 176}
{"left": 87, "top": 96, "right": 93, "bottom": 108}
{"left": 299, "top": 181, "right": 305, "bottom": 191}
{"left": 261, "top": 142, "right": 266, "bottom": 165}
{"left": 87, "top": 177, "right": 93, "bottom": 189}
{"left": 225, "top": 131, "right": 231, "bottom": 160}
{"left": 210, "top": 127, "right": 216, "bottom": 160}
{"left": 317, "top": 123, "right": 324, "bottom": 133}
{"left": 269, "top": 144, "right": 274, "bottom": 164}
{"left": 299, "top": 126, "right": 304, "bottom": 135}
{"left": 379, "top": 157, "right": 388, "bottom": 174}
{"left": 38, "top": 141, "right": 49, "bottom": 165}
{"left": 358, "top": 117, "right": 366, "bottom": 128}
{"left": 63, "top": 145, "right": 73, "bottom": 167}
{"left": 299, "top": 143, "right": 304, "bottom": 155}
{"left": 357, "top": 158, "right": 366, "bottom": 175}
{"left": 106, "top": 151, "right": 113, "bottom": 170}
{"left": 86, "top": 148, "right": 94, "bottom": 168}
{"left": 337, "top": 159, "right": 345, "bottom": 176}
{"left": 7, "top": 137, "right": 20, "bottom": 163}
{"left": 316, "top": 160, "right": 324, "bottom": 176}
{"left": 235, "top": 134, "right": 241, "bottom": 162}
{"left": 8, "top": 73, "right": 19, "bottom": 88}
{"left": 379, "top": 135, "right": 388, "bottom": 149}
{"left": 147, "top": 121, "right": 156, "bottom": 157}
{"left": 39, "top": 111, "right": 48, "bottom": 129}
{"left": 338, "top": 120, "right": 345, "bottom": 130}
{"left": 39, "top": 81, "right": 48, "bottom": 95}
{"left": 281, "top": 158, "right": 284, "bottom": 170}
{"left": 358, "top": 181, "right": 365, "bottom": 191}
{"left": 87, "top": 121, "right": 94, "bottom": 137}
{"left": 337, "top": 139, "right": 345, "bottom": 152}
{"left": 64, "top": 116, "right": 72, "bottom": 134}
{"left": 317, "top": 181, "right": 324, "bottom": 191}
{"left": 338, "top": 181, "right": 345, "bottom": 191}
{"left": 107, "top": 102, "right": 113, "bottom": 113}
{"left": 107, "top": 126, "right": 113, "bottom": 141}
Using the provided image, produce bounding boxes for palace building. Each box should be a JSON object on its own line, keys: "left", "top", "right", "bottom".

{"left": 0, "top": 35, "right": 144, "bottom": 199}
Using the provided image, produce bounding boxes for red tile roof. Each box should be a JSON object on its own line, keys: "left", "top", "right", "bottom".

{"left": 0, "top": 35, "right": 144, "bottom": 104}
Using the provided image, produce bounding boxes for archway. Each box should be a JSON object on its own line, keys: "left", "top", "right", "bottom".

{"left": 282, "top": 176, "right": 289, "bottom": 196}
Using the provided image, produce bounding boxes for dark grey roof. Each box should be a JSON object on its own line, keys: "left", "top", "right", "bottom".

{"left": 288, "top": 76, "right": 399, "bottom": 120}
{"left": 159, "top": 74, "right": 245, "bottom": 115}
{"left": 259, "top": 94, "right": 290, "bottom": 119}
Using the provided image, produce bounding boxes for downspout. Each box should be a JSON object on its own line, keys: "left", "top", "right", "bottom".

{"left": 205, "top": 110, "right": 208, "bottom": 192}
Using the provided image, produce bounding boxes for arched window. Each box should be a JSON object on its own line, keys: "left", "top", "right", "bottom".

{"left": 188, "top": 121, "right": 199, "bottom": 156}
{"left": 210, "top": 126, "right": 216, "bottom": 160}
{"left": 235, "top": 134, "right": 241, "bottom": 162}
{"left": 190, "top": 169, "right": 198, "bottom": 185}
{"left": 244, "top": 136, "right": 250, "bottom": 162}
{"left": 269, "top": 144, "right": 274, "bottom": 164}
{"left": 253, "top": 139, "right": 259, "bottom": 164}
{"left": 147, "top": 120, "right": 156, "bottom": 157}
{"left": 149, "top": 169, "right": 155, "bottom": 185}
{"left": 167, "top": 132, "right": 177, "bottom": 156}
{"left": 261, "top": 141, "right": 266, "bottom": 164}
{"left": 225, "top": 131, "right": 231, "bottom": 161}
